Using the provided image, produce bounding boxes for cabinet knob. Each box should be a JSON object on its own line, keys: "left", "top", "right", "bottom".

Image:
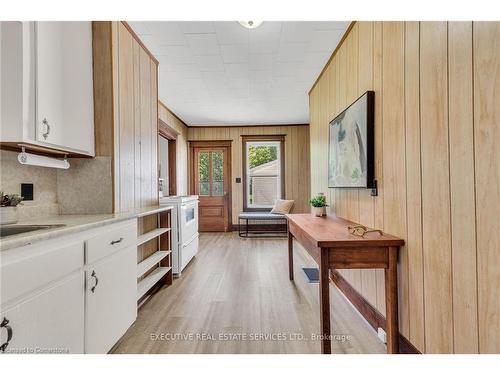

{"left": 0, "top": 317, "right": 13, "bottom": 353}
{"left": 90, "top": 270, "right": 99, "bottom": 293}
{"left": 42, "top": 118, "right": 51, "bottom": 140}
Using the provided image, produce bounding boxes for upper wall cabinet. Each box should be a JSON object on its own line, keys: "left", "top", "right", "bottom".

{"left": 0, "top": 21, "right": 95, "bottom": 156}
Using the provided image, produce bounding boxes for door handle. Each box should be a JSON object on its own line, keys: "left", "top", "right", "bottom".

{"left": 90, "top": 270, "right": 99, "bottom": 293}
{"left": 0, "top": 317, "right": 13, "bottom": 353}
{"left": 42, "top": 118, "right": 51, "bottom": 140}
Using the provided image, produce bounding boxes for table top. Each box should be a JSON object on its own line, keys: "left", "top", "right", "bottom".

{"left": 286, "top": 214, "right": 405, "bottom": 248}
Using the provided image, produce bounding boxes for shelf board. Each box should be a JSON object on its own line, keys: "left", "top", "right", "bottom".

{"left": 137, "top": 266, "right": 171, "bottom": 300}
{"left": 137, "top": 227, "right": 170, "bottom": 246}
{"left": 137, "top": 250, "right": 171, "bottom": 278}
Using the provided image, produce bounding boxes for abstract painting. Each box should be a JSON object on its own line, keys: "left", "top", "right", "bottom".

{"left": 328, "top": 91, "right": 374, "bottom": 188}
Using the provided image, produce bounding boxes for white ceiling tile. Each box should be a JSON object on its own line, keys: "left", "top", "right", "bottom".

{"left": 249, "top": 69, "right": 273, "bottom": 82}
{"left": 185, "top": 33, "right": 220, "bottom": 55}
{"left": 272, "top": 61, "right": 303, "bottom": 76}
{"left": 220, "top": 44, "right": 249, "bottom": 63}
{"left": 250, "top": 36, "right": 280, "bottom": 54}
{"left": 281, "top": 22, "right": 316, "bottom": 42}
{"left": 195, "top": 55, "right": 225, "bottom": 72}
{"left": 215, "top": 22, "right": 249, "bottom": 44}
{"left": 179, "top": 21, "right": 215, "bottom": 34}
{"left": 277, "top": 43, "right": 308, "bottom": 62}
{"left": 308, "top": 30, "right": 344, "bottom": 52}
{"left": 314, "top": 21, "right": 351, "bottom": 31}
{"left": 252, "top": 21, "right": 283, "bottom": 33}
{"left": 227, "top": 77, "right": 249, "bottom": 89}
{"left": 143, "top": 22, "right": 186, "bottom": 45}
{"left": 157, "top": 46, "right": 194, "bottom": 64}
{"left": 248, "top": 54, "right": 275, "bottom": 70}
{"left": 129, "top": 21, "right": 349, "bottom": 126}
{"left": 225, "top": 63, "right": 249, "bottom": 78}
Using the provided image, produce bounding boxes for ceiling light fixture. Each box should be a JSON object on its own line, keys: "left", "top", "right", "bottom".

{"left": 238, "top": 21, "right": 263, "bottom": 29}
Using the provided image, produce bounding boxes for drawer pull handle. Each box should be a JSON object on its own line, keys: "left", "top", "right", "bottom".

{"left": 90, "top": 271, "right": 99, "bottom": 293}
{"left": 110, "top": 237, "right": 123, "bottom": 245}
{"left": 0, "top": 317, "right": 13, "bottom": 353}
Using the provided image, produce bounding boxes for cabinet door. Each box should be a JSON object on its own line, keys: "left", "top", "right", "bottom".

{"left": 85, "top": 246, "right": 137, "bottom": 354}
{"left": 0, "top": 272, "right": 84, "bottom": 354}
{"left": 35, "top": 21, "right": 94, "bottom": 155}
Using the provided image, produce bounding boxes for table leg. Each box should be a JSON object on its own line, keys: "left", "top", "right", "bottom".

{"left": 288, "top": 231, "right": 294, "bottom": 280}
{"left": 385, "top": 247, "right": 399, "bottom": 354}
{"left": 319, "top": 248, "right": 331, "bottom": 354}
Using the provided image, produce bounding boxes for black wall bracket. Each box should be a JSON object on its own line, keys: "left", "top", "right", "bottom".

{"left": 370, "top": 180, "right": 378, "bottom": 197}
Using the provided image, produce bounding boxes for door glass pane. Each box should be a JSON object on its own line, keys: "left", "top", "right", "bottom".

{"left": 198, "top": 152, "right": 210, "bottom": 196}
{"left": 212, "top": 151, "right": 224, "bottom": 196}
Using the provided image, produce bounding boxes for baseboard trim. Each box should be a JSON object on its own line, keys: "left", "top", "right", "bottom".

{"left": 330, "top": 270, "right": 421, "bottom": 354}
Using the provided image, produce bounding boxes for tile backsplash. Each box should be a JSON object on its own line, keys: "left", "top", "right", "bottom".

{"left": 57, "top": 156, "right": 113, "bottom": 214}
{"left": 0, "top": 150, "right": 60, "bottom": 220}
{"left": 0, "top": 150, "right": 113, "bottom": 219}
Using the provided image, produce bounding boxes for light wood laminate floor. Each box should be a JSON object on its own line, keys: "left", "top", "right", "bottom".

{"left": 113, "top": 232, "right": 385, "bottom": 354}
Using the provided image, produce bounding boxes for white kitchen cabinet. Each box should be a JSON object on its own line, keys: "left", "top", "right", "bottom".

{"left": 0, "top": 21, "right": 94, "bottom": 156}
{"left": 0, "top": 272, "right": 85, "bottom": 354}
{"left": 0, "top": 218, "right": 138, "bottom": 354}
{"left": 85, "top": 245, "right": 137, "bottom": 354}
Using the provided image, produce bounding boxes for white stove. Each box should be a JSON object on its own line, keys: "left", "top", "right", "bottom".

{"left": 159, "top": 195, "right": 199, "bottom": 276}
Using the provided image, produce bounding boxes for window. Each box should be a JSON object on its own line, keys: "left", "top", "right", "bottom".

{"left": 243, "top": 136, "right": 285, "bottom": 211}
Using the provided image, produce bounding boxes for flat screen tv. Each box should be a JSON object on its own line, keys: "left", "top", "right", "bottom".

{"left": 328, "top": 91, "right": 375, "bottom": 189}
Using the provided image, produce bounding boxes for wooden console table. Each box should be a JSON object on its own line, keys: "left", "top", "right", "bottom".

{"left": 286, "top": 214, "right": 404, "bottom": 354}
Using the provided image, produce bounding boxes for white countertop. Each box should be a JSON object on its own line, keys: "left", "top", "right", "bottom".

{"left": 0, "top": 205, "right": 174, "bottom": 251}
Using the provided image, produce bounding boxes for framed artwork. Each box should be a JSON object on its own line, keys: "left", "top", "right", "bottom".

{"left": 328, "top": 91, "right": 375, "bottom": 188}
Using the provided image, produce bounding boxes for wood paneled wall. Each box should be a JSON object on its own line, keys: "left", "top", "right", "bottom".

{"left": 93, "top": 21, "right": 159, "bottom": 213}
{"left": 158, "top": 102, "right": 189, "bottom": 195}
{"left": 188, "top": 125, "right": 310, "bottom": 224}
{"left": 309, "top": 21, "right": 499, "bottom": 353}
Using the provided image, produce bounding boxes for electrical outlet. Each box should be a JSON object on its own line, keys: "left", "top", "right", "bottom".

{"left": 21, "top": 183, "right": 34, "bottom": 201}
{"left": 377, "top": 327, "right": 387, "bottom": 343}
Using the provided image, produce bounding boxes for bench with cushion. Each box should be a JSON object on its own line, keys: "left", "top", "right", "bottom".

{"left": 238, "top": 212, "right": 288, "bottom": 238}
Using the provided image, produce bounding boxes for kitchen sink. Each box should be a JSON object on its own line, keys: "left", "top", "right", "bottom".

{"left": 0, "top": 224, "right": 66, "bottom": 238}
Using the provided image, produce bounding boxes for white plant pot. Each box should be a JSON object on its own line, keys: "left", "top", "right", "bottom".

{"left": 0, "top": 206, "right": 19, "bottom": 225}
{"left": 311, "top": 206, "right": 326, "bottom": 217}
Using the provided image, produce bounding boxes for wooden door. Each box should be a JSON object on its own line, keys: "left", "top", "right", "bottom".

{"left": 191, "top": 144, "right": 231, "bottom": 232}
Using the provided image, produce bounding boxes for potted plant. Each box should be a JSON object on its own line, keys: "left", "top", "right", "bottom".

{"left": 309, "top": 193, "right": 328, "bottom": 217}
{"left": 0, "top": 192, "right": 24, "bottom": 225}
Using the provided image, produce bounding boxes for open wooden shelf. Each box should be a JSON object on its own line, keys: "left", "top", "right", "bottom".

{"left": 137, "top": 250, "right": 171, "bottom": 278}
{"left": 137, "top": 266, "right": 171, "bottom": 300}
{"left": 137, "top": 227, "right": 170, "bottom": 246}
{"left": 136, "top": 207, "right": 173, "bottom": 305}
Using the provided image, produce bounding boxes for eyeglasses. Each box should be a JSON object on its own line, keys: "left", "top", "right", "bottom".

{"left": 347, "top": 225, "right": 383, "bottom": 237}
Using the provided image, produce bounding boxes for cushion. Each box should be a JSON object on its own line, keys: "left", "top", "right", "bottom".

{"left": 270, "top": 199, "right": 294, "bottom": 214}
{"left": 239, "top": 212, "right": 286, "bottom": 220}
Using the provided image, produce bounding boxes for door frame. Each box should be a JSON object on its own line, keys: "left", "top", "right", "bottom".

{"left": 189, "top": 140, "right": 232, "bottom": 230}
{"left": 159, "top": 120, "right": 178, "bottom": 196}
